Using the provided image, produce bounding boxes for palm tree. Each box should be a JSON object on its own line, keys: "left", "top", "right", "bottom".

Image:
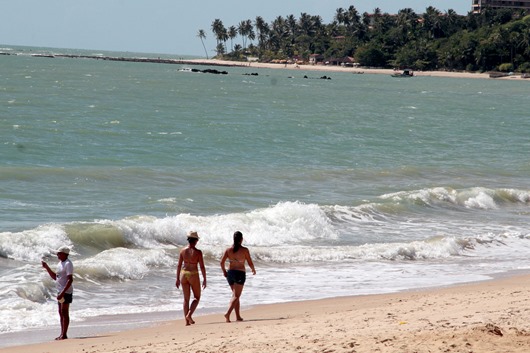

{"left": 296, "top": 13, "right": 315, "bottom": 55}
{"left": 518, "top": 26, "right": 530, "bottom": 57}
{"left": 255, "top": 16, "right": 270, "bottom": 54}
{"left": 298, "top": 13, "right": 315, "bottom": 37}
{"left": 443, "top": 9, "right": 462, "bottom": 37}
{"left": 335, "top": 8, "right": 346, "bottom": 26}
{"left": 286, "top": 14, "right": 298, "bottom": 48}
{"left": 197, "top": 29, "right": 208, "bottom": 59}
{"left": 270, "top": 16, "right": 288, "bottom": 54}
{"left": 396, "top": 8, "right": 419, "bottom": 44}
{"left": 346, "top": 5, "right": 361, "bottom": 31}
{"left": 246, "top": 20, "right": 256, "bottom": 47}
{"left": 237, "top": 19, "right": 254, "bottom": 49}
{"left": 238, "top": 20, "right": 249, "bottom": 48}
{"left": 211, "top": 19, "right": 223, "bottom": 46}
{"left": 423, "top": 6, "right": 443, "bottom": 39}
{"left": 508, "top": 31, "right": 522, "bottom": 65}
{"left": 215, "top": 42, "right": 226, "bottom": 57}
{"left": 370, "top": 7, "right": 383, "bottom": 35}
{"left": 211, "top": 19, "right": 228, "bottom": 56}
{"left": 228, "top": 26, "right": 237, "bottom": 52}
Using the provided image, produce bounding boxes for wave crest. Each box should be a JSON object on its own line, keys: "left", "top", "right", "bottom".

{"left": 76, "top": 248, "right": 174, "bottom": 281}
{"left": 381, "top": 187, "right": 530, "bottom": 210}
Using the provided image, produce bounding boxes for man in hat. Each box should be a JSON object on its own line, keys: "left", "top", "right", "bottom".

{"left": 42, "top": 246, "right": 74, "bottom": 340}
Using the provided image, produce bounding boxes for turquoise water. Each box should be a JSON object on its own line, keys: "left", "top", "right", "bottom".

{"left": 1, "top": 45, "right": 529, "bottom": 344}
{"left": 3, "top": 49, "right": 528, "bottom": 226}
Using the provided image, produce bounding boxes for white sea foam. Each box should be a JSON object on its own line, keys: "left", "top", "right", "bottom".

{"left": 76, "top": 248, "right": 174, "bottom": 281}
{"left": 2, "top": 197, "right": 529, "bottom": 265}
{"left": 381, "top": 187, "right": 530, "bottom": 210}
{"left": 0, "top": 225, "right": 71, "bottom": 262}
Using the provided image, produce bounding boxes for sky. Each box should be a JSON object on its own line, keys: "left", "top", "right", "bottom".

{"left": 2, "top": 1, "right": 471, "bottom": 57}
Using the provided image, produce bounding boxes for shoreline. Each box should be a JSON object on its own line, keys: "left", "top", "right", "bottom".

{"left": 2, "top": 273, "right": 528, "bottom": 353}
{"left": 183, "top": 58, "right": 529, "bottom": 80}
{"left": 14, "top": 53, "right": 529, "bottom": 80}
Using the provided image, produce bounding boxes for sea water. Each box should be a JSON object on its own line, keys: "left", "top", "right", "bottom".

{"left": 1, "top": 45, "right": 529, "bottom": 346}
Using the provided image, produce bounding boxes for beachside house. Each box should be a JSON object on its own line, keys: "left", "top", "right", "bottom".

{"left": 309, "top": 54, "right": 324, "bottom": 65}
{"left": 325, "top": 56, "right": 356, "bottom": 67}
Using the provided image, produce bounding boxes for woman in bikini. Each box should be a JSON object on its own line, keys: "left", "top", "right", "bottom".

{"left": 176, "top": 231, "right": 207, "bottom": 326}
{"left": 220, "top": 231, "right": 256, "bottom": 322}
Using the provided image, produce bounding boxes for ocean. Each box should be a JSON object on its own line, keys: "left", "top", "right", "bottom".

{"left": 1, "top": 45, "right": 529, "bottom": 347}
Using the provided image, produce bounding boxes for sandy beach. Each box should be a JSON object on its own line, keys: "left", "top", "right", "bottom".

{"left": 184, "top": 58, "right": 530, "bottom": 81}
{"left": 2, "top": 274, "right": 528, "bottom": 353}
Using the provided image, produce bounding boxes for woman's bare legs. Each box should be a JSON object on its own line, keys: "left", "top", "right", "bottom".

{"left": 186, "top": 276, "right": 201, "bottom": 325}
{"left": 181, "top": 282, "right": 192, "bottom": 325}
{"left": 224, "top": 283, "right": 244, "bottom": 322}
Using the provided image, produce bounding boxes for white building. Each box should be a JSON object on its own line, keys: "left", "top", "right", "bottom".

{"left": 472, "top": 0, "right": 530, "bottom": 13}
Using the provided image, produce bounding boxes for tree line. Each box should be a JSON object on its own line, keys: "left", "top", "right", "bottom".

{"left": 197, "top": 6, "right": 530, "bottom": 73}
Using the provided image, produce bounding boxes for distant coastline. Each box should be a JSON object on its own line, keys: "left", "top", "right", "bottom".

{"left": 4, "top": 51, "right": 529, "bottom": 80}
{"left": 178, "top": 58, "right": 530, "bottom": 80}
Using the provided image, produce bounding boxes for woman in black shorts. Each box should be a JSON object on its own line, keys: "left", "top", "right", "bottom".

{"left": 220, "top": 231, "right": 256, "bottom": 322}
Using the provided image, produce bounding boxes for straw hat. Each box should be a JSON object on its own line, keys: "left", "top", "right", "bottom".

{"left": 56, "top": 246, "right": 70, "bottom": 255}
{"left": 187, "top": 231, "right": 199, "bottom": 240}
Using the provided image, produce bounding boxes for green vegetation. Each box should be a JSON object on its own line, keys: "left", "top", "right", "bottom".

{"left": 197, "top": 29, "right": 209, "bottom": 59}
{"left": 200, "top": 6, "right": 530, "bottom": 73}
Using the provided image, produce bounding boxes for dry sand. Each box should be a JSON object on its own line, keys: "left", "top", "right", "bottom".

{"left": 184, "top": 59, "right": 529, "bottom": 81}
{"left": 2, "top": 274, "right": 529, "bottom": 353}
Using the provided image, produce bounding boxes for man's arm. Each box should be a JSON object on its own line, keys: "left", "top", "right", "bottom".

{"left": 41, "top": 261, "right": 57, "bottom": 280}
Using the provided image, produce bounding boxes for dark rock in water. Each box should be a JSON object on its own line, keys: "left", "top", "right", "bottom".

{"left": 202, "top": 68, "right": 228, "bottom": 74}
{"left": 303, "top": 75, "right": 331, "bottom": 80}
{"left": 243, "top": 73, "right": 259, "bottom": 76}
{"left": 187, "top": 68, "right": 228, "bottom": 75}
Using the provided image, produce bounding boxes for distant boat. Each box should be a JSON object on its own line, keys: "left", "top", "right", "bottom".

{"left": 178, "top": 67, "right": 193, "bottom": 72}
{"left": 488, "top": 71, "right": 509, "bottom": 78}
{"left": 391, "top": 69, "right": 414, "bottom": 77}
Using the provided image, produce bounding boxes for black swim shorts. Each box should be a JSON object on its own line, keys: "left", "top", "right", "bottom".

{"left": 227, "top": 270, "right": 246, "bottom": 285}
{"left": 59, "top": 293, "right": 73, "bottom": 304}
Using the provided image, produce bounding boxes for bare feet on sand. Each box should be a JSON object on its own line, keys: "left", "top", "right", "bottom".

{"left": 224, "top": 314, "right": 244, "bottom": 323}
{"left": 185, "top": 315, "right": 195, "bottom": 326}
